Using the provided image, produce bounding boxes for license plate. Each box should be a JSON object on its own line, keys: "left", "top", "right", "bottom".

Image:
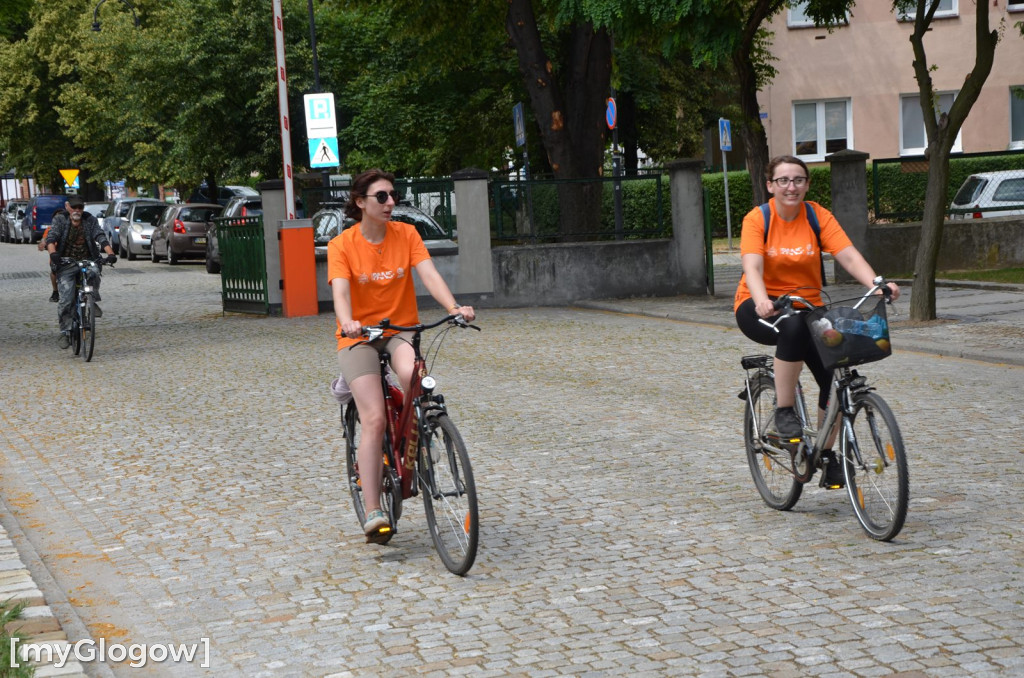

{"left": 194, "top": 237, "right": 207, "bottom": 245}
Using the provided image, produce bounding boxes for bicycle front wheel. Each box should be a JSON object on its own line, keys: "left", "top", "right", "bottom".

{"left": 81, "top": 294, "right": 96, "bottom": 362}
{"left": 420, "top": 413, "right": 478, "bottom": 575}
{"left": 744, "top": 374, "right": 803, "bottom": 510}
{"left": 843, "top": 391, "right": 908, "bottom": 541}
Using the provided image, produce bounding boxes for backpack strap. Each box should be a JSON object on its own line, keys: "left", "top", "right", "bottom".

{"left": 760, "top": 201, "right": 827, "bottom": 287}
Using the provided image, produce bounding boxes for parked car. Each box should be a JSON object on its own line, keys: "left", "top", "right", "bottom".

{"left": 84, "top": 202, "right": 106, "bottom": 221}
{"left": 22, "top": 194, "right": 67, "bottom": 243}
{"left": 150, "top": 203, "right": 222, "bottom": 264}
{"left": 312, "top": 203, "right": 457, "bottom": 262}
{"left": 1, "top": 200, "right": 28, "bottom": 243}
{"left": 950, "top": 171, "right": 1024, "bottom": 219}
{"left": 204, "top": 195, "right": 262, "bottom": 274}
{"left": 188, "top": 184, "right": 258, "bottom": 206}
{"left": 102, "top": 196, "right": 163, "bottom": 251}
{"left": 118, "top": 200, "right": 167, "bottom": 260}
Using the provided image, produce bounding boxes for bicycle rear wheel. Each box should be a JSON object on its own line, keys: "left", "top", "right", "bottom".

{"left": 81, "top": 294, "right": 96, "bottom": 362}
{"left": 343, "top": 403, "right": 400, "bottom": 543}
{"left": 70, "top": 312, "right": 82, "bottom": 356}
{"left": 843, "top": 391, "right": 908, "bottom": 541}
{"left": 419, "top": 413, "right": 478, "bottom": 575}
{"left": 744, "top": 374, "right": 803, "bottom": 510}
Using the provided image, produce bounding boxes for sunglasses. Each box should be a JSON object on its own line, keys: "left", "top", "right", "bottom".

{"left": 370, "top": 190, "right": 401, "bottom": 205}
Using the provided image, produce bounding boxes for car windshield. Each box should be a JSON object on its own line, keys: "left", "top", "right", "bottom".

{"left": 133, "top": 205, "right": 165, "bottom": 223}
{"left": 392, "top": 209, "right": 447, "bottom": 240}
{"left": 181, "top": 207, "right": 222, "bottom": 222}
{"left": 952, "top": 176, "right": 986, "bottom": 205}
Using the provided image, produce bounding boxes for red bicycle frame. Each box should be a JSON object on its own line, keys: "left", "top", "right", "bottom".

{"left": 381, "top": 354, "right": 428, "bottom": 500}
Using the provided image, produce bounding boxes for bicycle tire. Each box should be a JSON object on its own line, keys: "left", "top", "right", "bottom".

{"left": 70, "top": 301, "right": 82, "bottom": 356}
{"left": 343, "top": 403, "right": 400, "bottom": 542}
{"left": 419, "top": 413, "right": 478, "bottom": 575}
{"left": 744, "top": 374, "right": 803, "bottom": 510}
{"left": 843, "top": 391, "right": 908, "bottom": 541}
{"left": 81, "top": 294, "right": 96, "bottom": 362}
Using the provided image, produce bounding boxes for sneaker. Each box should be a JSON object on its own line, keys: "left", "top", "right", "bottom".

{"left": 57, "top": 333, "right": 71, "bottom": 349}
{"left": 49, "top": 290, "right": 59, "bottom": 302}
{"left": 821, "top": 450, "right": 845, "bottom": 489}
{"left": 93, "top": 303, "right": 102, "bottom": 318}
{"left": 363, "top": 509, "right": 392, "bottom": 544}
{"left": 773, "top": 406, "right": 802, "bottom": 440}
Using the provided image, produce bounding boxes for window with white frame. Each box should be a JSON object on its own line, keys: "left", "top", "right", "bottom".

{"left": 1008, "top": 1, "right": 1024, "bottom": 12}
{"left": 793, "top": 99, "right": 852, "bottom": 160}
{"left": 788, "top": 1, "right": 848, "bottom": 27}
{"left": 1011, "top": 87, "right": 1024, "bottom": 149}
{"left": 898, "top": 0, "right": 958, "bottom": 21}
{"left": 900, "top": 91, "right": 962, "bottom": 155}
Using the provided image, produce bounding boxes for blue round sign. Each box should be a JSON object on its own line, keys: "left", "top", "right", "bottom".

{"left": 606, "top": 98, "right": 617, "bottom": 130}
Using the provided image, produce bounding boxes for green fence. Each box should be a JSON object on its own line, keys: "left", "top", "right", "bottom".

{"left": 490, "top": 172, "right": 670, "bottom": 243}
{"left": 214, "top": 215, "right": 268, "bottom": 314}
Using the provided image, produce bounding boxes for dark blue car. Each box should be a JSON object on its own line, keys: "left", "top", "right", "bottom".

{"left": 23, "top": 194, "right": 68, "bottom": 243}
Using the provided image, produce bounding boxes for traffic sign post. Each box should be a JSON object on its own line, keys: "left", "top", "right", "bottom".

{"left": 304, "top": 92, "right": 339, "bottom": 168}
{"left": 719, "top": 118, "right": 733, "bottom": 250}
{"left": 608, "top": 97, "right": 623, "bottom": 239}
{"left": 512, "top": 102, "right": 536, "bottom": 237}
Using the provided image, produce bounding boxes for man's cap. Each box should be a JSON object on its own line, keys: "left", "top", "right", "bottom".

{"left": 66, "top": 195, "right": 85, "bottom": 208}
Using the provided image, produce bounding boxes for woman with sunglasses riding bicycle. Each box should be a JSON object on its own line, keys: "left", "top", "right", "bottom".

{"left": 327, "top": 169, "right": 475, "bottom": 542}
{"left": 734, "top": 155, "right": 899, "bottom": 486}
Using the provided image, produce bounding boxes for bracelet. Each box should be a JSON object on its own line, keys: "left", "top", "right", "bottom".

{"left": 448, "top": 303, "right": 461, "bottom": 313}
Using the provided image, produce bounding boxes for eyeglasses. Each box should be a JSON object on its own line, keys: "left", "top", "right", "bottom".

{"left": 371, "top": 190, "right": 401, "bottom": 205}
{"left": 769, "top": 176, "right": 808, "bottom": 188}
{"left": 67, "top": 204, "right": 85, "bottom": 210}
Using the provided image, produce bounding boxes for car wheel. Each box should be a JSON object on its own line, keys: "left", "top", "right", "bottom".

{"left": 205, "top": 254, "right": 220, "bottom": 274}
{"left": 167, "top": 246, "right": 178, "bottom": 265}
{"left": 119, "top": 241, "right": 127, "bottom": 258}
{"left": 151, "top": 242, "right": 161, "bottom": 263}
{"left": 126, "top": 239, "right": 137, "bottom": 261}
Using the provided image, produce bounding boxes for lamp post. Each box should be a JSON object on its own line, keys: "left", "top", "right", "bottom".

{"left": 92, "top": 0, "right": 140, "bottom": 32}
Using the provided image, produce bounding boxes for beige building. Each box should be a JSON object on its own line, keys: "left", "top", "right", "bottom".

{"left": 760, "top": 0, "right": 1024, "bottom": 163}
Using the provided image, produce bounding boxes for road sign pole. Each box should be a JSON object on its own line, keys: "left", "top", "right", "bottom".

{"left": 723, "top": 151, "right": 732, "bottom": 250}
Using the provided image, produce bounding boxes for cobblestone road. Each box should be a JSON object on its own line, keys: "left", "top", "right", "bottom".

{"left": 1, "top": 243, "right": 1022, "bottom": 677}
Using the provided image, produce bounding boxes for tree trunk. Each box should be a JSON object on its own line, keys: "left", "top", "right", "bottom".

{"left": 506, "top": 0, "right": 611, "bottom": 236}
{"left": 907, "top": 0, "right": 998, "bottom": 320}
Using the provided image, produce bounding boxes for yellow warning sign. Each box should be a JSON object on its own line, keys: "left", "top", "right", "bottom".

{"left": 60, "top": 169, "right": 80, "bottom": 187}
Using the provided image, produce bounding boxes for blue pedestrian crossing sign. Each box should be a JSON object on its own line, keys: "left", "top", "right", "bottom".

{"left": 309, "top": 137, "right": 339, "bottom": 168}
{"left": 719, "top": 118, "right": 732, "bottom": 152}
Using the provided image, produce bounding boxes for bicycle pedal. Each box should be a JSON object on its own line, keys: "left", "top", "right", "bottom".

{"left": 365, "top": 526, "right": 394, "bottom": 545}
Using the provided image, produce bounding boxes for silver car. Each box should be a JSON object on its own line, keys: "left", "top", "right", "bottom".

{"left": 950, "top": 170, "right": 1024, "bottom": 219}
{"left": 118, "top": 200, "right": 168, "bottom": 260}
{"left": 312, "top": 203, "right": 457, "bottom": 261}
{"left": 1, "top": 200, "right": 28, "bottom": 243}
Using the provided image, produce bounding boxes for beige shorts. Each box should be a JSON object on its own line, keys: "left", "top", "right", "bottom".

{"left": 336, "top": 332, "right": 414, "bottom": 382}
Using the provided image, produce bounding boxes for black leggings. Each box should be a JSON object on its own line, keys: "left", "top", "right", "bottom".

{"left": 735, "top": 298, "right": 831, "bottom": 410}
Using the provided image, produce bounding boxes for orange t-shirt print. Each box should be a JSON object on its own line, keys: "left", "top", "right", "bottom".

{"left": 733, "top": 199, "right": 853, "bottom": 311}
{"left": 327, "top": 221, "right": 431, "bottom": 349}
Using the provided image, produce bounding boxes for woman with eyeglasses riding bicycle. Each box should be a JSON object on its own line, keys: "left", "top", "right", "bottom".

{"left": 734, "top": 155, "right": 900, "bottom": 486}
{"left": 327, "top": 169, "right": 475, "bottom": 542}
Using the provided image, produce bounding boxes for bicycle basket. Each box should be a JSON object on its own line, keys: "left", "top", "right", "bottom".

{"left": 806, "top": 296, "right": 891, "bottom": 371}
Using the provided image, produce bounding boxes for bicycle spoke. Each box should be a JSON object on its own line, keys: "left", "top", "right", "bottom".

{"left": 844, "top": 392, "right": 908, "bottom": 541}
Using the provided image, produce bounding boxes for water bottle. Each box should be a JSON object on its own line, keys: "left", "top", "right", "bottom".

{"left": 833, "top": 314, "right": 887, "bottom": 340}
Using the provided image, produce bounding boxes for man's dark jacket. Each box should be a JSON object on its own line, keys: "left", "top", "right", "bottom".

{"left": 45, "top": 211, "right": 109, "bottom": 259}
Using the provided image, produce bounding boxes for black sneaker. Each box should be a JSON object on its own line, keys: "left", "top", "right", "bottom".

{"left": 57, "top": 333, "right": 70, "bottom": 350}
{"left": 773, "top": 406, "right": 802, "bottom": 440}
{"left": 821, "top": 450, "right": 845, "bottom": 489}
{"left": 49, "top": 290, "right": 59, "bottom": 302}
{"left": 93, "top": 303, "right": 102, "bottom": 318}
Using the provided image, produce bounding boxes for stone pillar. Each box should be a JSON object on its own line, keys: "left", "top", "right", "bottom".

{"left": 258, "top": 179, "right": 285, "bottom": 313}
{"left": 451, "top": 168, "right": 493, "bottom": 297}
{"left": 826, "top": 149, "right": 870, "bottom": 284}
{"left": 666, "top": 158, "right": 709, "bottom": 295}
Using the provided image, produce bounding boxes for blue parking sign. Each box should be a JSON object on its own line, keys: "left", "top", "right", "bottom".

{"left": 719, "top": 118, "right": 732, "bottom": 152}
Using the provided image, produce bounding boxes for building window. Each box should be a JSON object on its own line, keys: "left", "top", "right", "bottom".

{"left": 898, "top": 0, "right": 957, "bottom": 20}
{"left": 900, "top": 92, "right": 962, "bottom": 155}
{"left": 793, "top": 99, "right": 851, "bottom": 160}
{"left": 788, "top": 1, "right": 848, "bottom": 27}
{"left": 1012, "top": 87, "right": 1024, "bottom": 150}
{"left": 1008, "top": 1, "right": 1024, "bottom": 12}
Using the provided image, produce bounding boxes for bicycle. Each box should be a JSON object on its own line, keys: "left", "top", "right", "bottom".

{"left": 60, "top": 257, "right": 108, "bottom": 362}
{"left": 341, "top": 314, "right": 481, "bottom": 575}
{"left": 740, "top": 277, "right": 909, "bottom": 541}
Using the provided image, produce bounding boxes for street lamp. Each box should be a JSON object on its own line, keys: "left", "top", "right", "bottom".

{"left": 92, "top": 0, "right": 140, "bottom": 32}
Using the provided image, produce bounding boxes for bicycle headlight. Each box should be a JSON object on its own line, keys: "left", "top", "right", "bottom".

{"left": 83, "top": 285, "right": 94, "bottom": 293}
{"left": 421, "top": 376, "right": 436, "bottom": 393}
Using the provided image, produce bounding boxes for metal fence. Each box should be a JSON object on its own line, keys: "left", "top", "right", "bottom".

{"left": 214, "top": 215, "right": 268, "bottom": 314}
{"left": 490, "top": 171, "right": 670, "bottom": 243}
{"left": 871, "top": 150, "right": 1024, "bottom": 221}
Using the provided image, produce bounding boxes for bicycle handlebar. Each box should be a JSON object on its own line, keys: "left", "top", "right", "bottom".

{"left": 360, "top": 314, "right": 481, "bottom": 342}
{"left": 759, "top": 276, "right": 893, "bottom": 333}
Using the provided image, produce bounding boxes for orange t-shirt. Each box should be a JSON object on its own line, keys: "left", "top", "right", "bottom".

{"left": 327, "top": 220, "right": 431, "bottom": 349}
{"left": 733, "top": 199, "right": 853, "bottom": 311}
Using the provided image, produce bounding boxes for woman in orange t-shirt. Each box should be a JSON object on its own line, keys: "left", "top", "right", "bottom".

{"left": 328, "top": 169, "right": 475, "bottom": 542}
{"left": 735, "top": 156, "right": 899, "bottom": 483}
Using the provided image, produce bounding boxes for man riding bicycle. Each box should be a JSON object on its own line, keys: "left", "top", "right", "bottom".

{"left": 45, "top": 195, "right": 117, "bottom": 349}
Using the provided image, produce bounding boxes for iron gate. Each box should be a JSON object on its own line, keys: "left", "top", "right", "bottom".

{"left": 214, "top": 215, "right": 268, "bottom": 314}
